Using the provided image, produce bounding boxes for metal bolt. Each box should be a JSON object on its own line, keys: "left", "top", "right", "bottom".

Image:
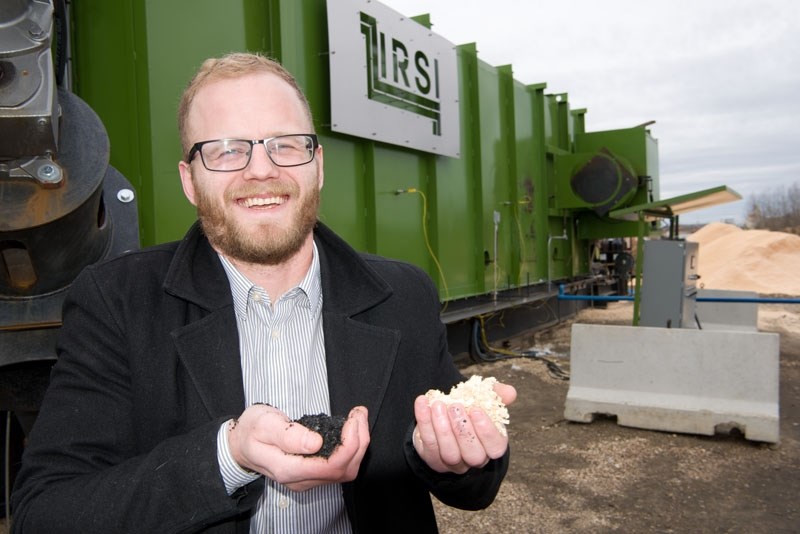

{"left": 37, "top": 164, "right": 61, "bottom": 183}
{"left": 117, "top": 189, "right": 135, "bottom": 203}
{"left": 28, "top": 24, "right": 44, "bottom": 40}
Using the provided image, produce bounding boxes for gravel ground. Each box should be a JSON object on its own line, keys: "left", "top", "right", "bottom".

{"left": 434, "top": 302, "right": 800, "bottom": 533}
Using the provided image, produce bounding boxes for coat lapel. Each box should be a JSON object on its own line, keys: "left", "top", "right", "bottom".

{"left": 164, "top": 223, "right": 246, "bottom": 419}
{"left": 172, "top": 308, "right": 245, "bottom": 418}
{"left": 315, "top": 223, "right": 400, "bottom": 430}
{"left": 323, "top": 311, "right": 399, "bottom": 430}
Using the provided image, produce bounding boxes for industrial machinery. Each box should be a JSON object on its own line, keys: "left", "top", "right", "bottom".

{"left": 1, "top": 0, "right": 741, "bottom": 507}
{"left": 1, "top": 0, "right": 139, "bottom": 512}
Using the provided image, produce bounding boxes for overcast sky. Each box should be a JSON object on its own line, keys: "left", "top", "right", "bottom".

{"left": 380, "top": 0, "right": 799, "bottom": 224}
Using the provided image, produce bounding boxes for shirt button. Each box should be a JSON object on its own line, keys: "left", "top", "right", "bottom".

{"left": 271, "top": 329, "right": 280, "bottom": 339}
{"left": 278, "top": 497, "right": 290, "bottom": 509}
{"left": 252, "top": 293, "right": 261, "bottom": 302}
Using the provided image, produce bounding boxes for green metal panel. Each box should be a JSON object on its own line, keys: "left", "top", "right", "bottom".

{"left": 434, "top": 150, "right": 481, "bottom": 299}
{"left": 539, "top": 91, "right": 579, "bottom": 282}
{"left": 372, "top": 145, "right": 428, "bottom": 266}
{"left": 572, "top": 108, "right": 587, "bottom": 136}
{"left": 543, "top": 94, "right": 557, "bottom": 150}
{"left": 476, "top": 60, "right": 508, "bottom": 294}
{"left": 547, "top": 93, "right": 571, "bottom": 153}
{"left": 317, "top": 134, "right": 371, "bottom": 252}
{"left": 496, "top": 65, "right": 523, "bottom": 289}
{"left": 511, "top": 79, "right": 537, "bottom": 286}
{"left": 576, "top": 212, "right": 640, "bottom": 240}
{"left": 494, "top": 65, "right": 520, "bottom": 290}
{"left": 645, "top": 131, "right": 660, "bottom": 203}
{"left": 610, "top": 185, "right": 741, "bottom": 222}
{"left": 429, "top": 43, "right": 485, "bottom": 299}
{"left": 527, "top": 83, "right": 549, "bottom": 282}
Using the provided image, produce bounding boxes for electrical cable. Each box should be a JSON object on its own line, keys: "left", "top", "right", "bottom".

{"left": 471, "top": 316, "right": 570, "bottom": 381}
{"left": 397, "top": 188, "right": 450, "bottom": 312}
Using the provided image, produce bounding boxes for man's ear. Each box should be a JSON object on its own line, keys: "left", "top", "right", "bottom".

{"left": 178, "top": 160, "right": 198, "bottom": 206}
{"left": 316, "top": 144, "right": 324, "bottom": 190}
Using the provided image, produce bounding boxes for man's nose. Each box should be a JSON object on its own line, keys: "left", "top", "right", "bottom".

{"left": 244, "top": 143, "right": 278, "bottom": 177}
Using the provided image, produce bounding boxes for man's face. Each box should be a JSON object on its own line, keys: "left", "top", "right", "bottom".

{"left": 178, "top": 72, "right": 323, "bottom": 265}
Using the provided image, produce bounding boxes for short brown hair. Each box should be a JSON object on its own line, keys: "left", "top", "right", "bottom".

{"left": 177, "top": 52, "right": 314, "bottom": 155}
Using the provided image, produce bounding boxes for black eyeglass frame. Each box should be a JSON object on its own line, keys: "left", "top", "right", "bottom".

{"left": 185, "top": 134, "right": 319, "bottom": 171}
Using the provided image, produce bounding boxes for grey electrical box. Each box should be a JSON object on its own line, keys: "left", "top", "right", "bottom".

{"left": 640, "top": 240, "right": 700, "bottom": 328}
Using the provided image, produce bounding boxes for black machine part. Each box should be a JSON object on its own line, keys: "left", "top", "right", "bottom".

{"left": 0, "top": 90, "right": 140, "bottom": 410}
{"left": 1, "top": 88, "right": 140, "bottom": 330}
{"left": 2, "top": 56, "right": 138, "bottom": 420}
{"left": 570, "top": 148, "right": 638, "bottom": 216}
{"left": 0, "top": 0, "right": 62, "bottom": 179}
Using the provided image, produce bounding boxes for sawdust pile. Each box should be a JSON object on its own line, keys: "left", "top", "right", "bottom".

{"left": 687, "top": 222, "right": 800, "bottom": 296}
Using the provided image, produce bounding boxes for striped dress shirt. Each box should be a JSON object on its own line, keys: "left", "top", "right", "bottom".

{"left": 216, "top": 245, "right": 351, "bottom": 533}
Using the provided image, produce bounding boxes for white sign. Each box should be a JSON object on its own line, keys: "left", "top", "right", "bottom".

{"left": 326, "top": 0, "right": 461, "bottom": 157}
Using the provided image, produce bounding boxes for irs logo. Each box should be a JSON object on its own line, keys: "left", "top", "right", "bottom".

{"left": 360, "top": 12, "right": 442, "bottom": 135}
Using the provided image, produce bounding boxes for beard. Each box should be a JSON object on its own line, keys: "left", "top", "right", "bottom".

{"left": 194, "top": 179, "right": 320, "bottom": 266}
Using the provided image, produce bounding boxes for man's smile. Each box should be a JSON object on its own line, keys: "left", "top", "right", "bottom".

{"left": 239, "top": 195, "right": 288, "bottom": 208}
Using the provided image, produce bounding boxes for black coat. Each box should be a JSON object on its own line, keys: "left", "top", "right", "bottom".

{"left": 12, "top": 222, "right": 508, "bottom": 533}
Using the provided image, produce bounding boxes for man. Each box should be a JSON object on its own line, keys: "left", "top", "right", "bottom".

{"left": 12, "top": 52, "right": 515, "bottom": 533}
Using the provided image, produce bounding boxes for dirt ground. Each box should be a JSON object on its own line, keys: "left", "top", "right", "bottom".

{"left": 434, "top": 301, "right": 800, "bottom": 534}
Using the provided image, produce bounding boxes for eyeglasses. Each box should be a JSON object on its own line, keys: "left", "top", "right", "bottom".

{"left": 186, "top": 134, "right": 319, "bottom": 171}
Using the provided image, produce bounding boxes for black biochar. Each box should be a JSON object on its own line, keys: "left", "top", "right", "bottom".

{"left": 295, "top": 413, "right": 346, "bottom": 458}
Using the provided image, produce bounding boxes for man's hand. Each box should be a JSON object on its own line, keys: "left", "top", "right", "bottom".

{"left": 228, "top": 404, "right": 370, "bottom": 492}
{"left": 412, "top": 382, "right": 516, "bottom": 474}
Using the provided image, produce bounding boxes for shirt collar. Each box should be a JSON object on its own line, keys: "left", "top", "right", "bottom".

{"left": 218, "top": 242, "right": 322, "bottom": 318}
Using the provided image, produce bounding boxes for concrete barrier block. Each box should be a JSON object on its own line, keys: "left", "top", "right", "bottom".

{"left": 564, "top": 323, "right": 780, "bottom": 443}
{"left": 696, "top": 289, "right": 759, "bottom": 332}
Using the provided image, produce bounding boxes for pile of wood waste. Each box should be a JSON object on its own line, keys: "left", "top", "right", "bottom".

{"left": 687, "top": 222, "right": 800, "bottom": 296}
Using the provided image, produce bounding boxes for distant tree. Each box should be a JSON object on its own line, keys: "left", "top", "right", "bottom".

{"left": 747, "top": 182, "right": 800, "bottom": 233}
